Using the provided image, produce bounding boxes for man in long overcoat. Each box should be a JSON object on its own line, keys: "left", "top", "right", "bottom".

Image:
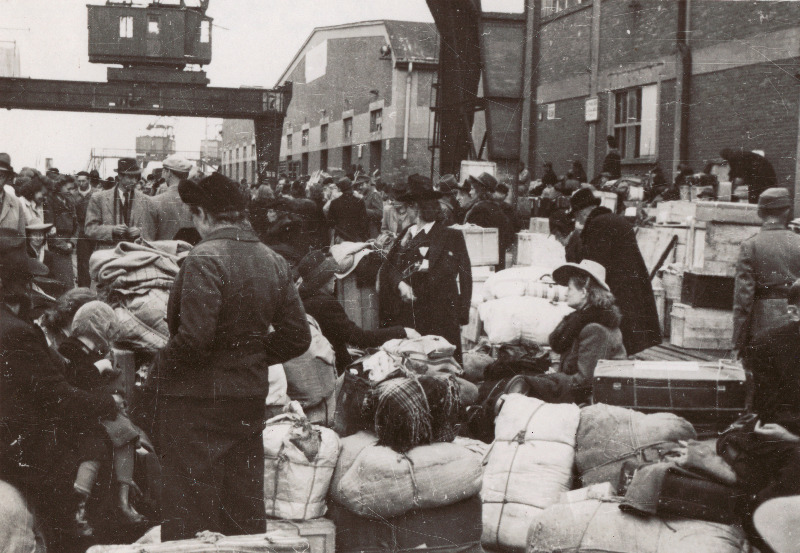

{"left": 570, "top": 188, "right": 661, "bottom": 355}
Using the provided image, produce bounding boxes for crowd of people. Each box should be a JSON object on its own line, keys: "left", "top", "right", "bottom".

{"left": 0, "top": 145, "right": 797, "bottom": 553}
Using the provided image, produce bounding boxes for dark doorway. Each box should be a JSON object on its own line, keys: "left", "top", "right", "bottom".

{"left": 320, "top": 149, "right": 328, "bottom": 171}
{"left": 370, "top": 141, "right": 382, "bottom": 175}
{"left": 342, "top": 145, "right": 352, "bottom": 174}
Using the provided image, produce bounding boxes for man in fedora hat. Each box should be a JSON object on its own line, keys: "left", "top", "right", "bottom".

{"left": 734, "top": 187, "right": 800, "bottom": 356}
{"left": 382, "top": 181, "right": 415, "bottom": 235}
{"left": 84, "top": 157, "right": 155, "bottom": 248}
{"left": 155, "top": 172, "right": 310, "bottom": 541}
{"left": 0, "top": 153, "right": 26, "bottom": 235}
{"left": 327, "top": 176, "right": 368, "bottom": 243}
{"left": 379, "top": 176, "right": 472, "bottom": 363}
{"left": 436, "top": 174, "right": 461, "bottom": 226}
{"left": 569, "top": 187, "right": 661, "bottom": 355}
{"left": 464, "top": 172, "right": 514, "bottom": 269}
{"left": 143, "top": 155, "right": 195, "bottom": 241}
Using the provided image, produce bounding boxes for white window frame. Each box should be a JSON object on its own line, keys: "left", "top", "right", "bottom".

{"left": 200, "top": 20, "right": 211, "bottom": 43}
{"left": 370, "top": 109, "right": 383, "bottom": 133}
{"left": 119, "top": 16, "right": 134, "bottom": 38}
{"left": 609, "top": 83, "right": 658, "bottom": 161}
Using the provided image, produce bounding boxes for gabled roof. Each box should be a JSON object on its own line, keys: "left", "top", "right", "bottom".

{"left": 275, "top": 19, "right": 439, "bottom": 86}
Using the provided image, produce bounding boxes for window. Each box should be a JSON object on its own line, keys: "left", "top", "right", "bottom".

{"left": 200, "top": 20, "right": 211, "bottom": 43}
{"left": 286, "top": 134, "right": 292, "bottom": 150}
{"left": 320, "top": 149, "right": 328, "bottom": 171}
{"left": 320, "top": 123, "right": 328, "bottom": 144}
{"left": 148, "top": 16, "right": 160, "bottom": 35}
{"left": 541, "top": 0, "right": 587, "bottom": 17}
{"left": 343, "top": 118, "right": 353, "bottom": 141}
{"left": 301, "top": 129, "right": 309, "bottom": 147}
{"left": 370, "top": 109, "right": 383, "bottom": 133}
{"left": 612, "top": 84, "right": 657, "bottom": 160}
{"left": 119, "top": 16, "right": 134, "bottom": 38}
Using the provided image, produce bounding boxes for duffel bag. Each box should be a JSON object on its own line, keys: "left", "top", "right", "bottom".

{"left": 330, "top": 431, "right": 483, "bottom": 519}
{"left": 575, "top": 404, "right": 696, "bottom": 491}
{"left": 526, "top": 499, "right": 749, "bottom": 553}
{"left": 282, "top": 315, "right": 337, "bottom": 411}
{"left": 329, "top": 495, "right": 483, "bottom": 553}
{"left": 263, "top": 410, "right": 340, "bottom": 520}
{"left": 482, "top": 394, "right": 580, "bottom": 552}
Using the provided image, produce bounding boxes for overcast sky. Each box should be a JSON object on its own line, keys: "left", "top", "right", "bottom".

{"left": 0, "top": 0, "right": 433, "bottom": 175}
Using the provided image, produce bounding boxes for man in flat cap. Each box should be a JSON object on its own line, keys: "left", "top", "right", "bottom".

{"left": 84, "top": 157, "right": 155, "bottom": 248}
{"left": 155, "top": 172, "right": 311, "bottom": 541}
{"left": 143, "top": 155, "right": 195, "bottom": 241}
{"left": 734, "top": 187, "right": 800, "bottom": 355}
{"left": 327, "top": 176, "right": 368, "bottom": 243}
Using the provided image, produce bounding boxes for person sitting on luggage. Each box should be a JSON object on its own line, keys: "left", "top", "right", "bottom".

{"left": 296, "top": 250, "right": 417, "bottom": 374}
{"left": 541, "top": 259, "right": 627, "bottom": 403}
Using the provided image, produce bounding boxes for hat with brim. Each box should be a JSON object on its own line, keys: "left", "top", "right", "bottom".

{"left": 467, "top": 172, "right": 498, "bottom": 194}
{"left": 296, "top": 250, "right": 340, "bottom": 294}
{"left": 25, "top": 218, "right": 53, "bottom": 232}
{"left": 437, "top": 174, "right": 458, "bottom": 195}
{"left": 0, "top": 153, "right": 15, "bottom": 175}
{"left": 330, "top": 242, "right": 372, "bottom": 279}
{"left": 398, "top": 173, "right": 441, "bottom": 203}
{"left": 0, "top": 229, "right": 48, "bottom": 277}
{"left": 569, "top": 187, "right": 601, "bottom": 212}
{"left": 553, "top": 259, "right": 610, "bottom": 292}
{"left": 114, "top": 157, "right": 142, "bottom": 175}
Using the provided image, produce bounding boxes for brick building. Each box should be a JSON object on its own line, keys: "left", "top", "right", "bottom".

{"left": 531, "top": 0, "right": 800, "bottom": 191}
{"left": 220, "top": 20, "right": 439, "bottom": 184}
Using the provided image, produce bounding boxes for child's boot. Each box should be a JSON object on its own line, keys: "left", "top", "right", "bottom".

{"left": 118, "top": 483, "right": 144, "bottom": 525}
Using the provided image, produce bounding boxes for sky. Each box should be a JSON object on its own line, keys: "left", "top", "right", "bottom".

{"left": 0, "top": 0, "right": 433, "bottom": 175}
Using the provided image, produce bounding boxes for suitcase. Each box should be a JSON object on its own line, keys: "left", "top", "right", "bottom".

{"left": 86, "top": 531, "right": 309, "bottom": 552}
{"left": 592, "top": 360, "right": 749, "bottom": 431}
{"left": 680, "top": 272, "right": 735, "bottom": 310}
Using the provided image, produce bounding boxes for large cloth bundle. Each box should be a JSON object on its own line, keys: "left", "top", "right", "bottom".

{"left": 329, "top": 495, "right": 484, "bottom": 553}
{"left": 526, "top": 500, "right": 750, "bottom": 553}
{"left": 330, "top": 431, "right": 484, "bottom": 519}
{"left": 0, "top": 480, "right": 40, "bottom": 553}
{"left": 482, "top": 394, "right": 580, "bottom": 551}
{"left": 576, "top": 404, "right": 696, "bottom": 491}
{"left": 381, "top": 335, "right": 461, "bottom": 375}
{"left": 262, "top": 410, "right": 340, "bottom": 520}
{"left": 479, "top": 296, "right": 573, "bottom": 346}
{"left": 482, "top": 266, "right": 558, "bottom": 301}
{"left": 281, "top": 315, "right": 337, "bottom": 413}
{"left": 90, "top": 240, "right": 189, "bottom": 353}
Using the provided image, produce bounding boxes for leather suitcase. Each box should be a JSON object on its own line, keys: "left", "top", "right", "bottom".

{"left": 592, "top": 360, "right": 749, "bottom": 430}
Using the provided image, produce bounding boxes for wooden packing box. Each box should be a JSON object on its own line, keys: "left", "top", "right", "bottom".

{"left": 670, "top": 303, "right": 733, "bottom": 350}
{"left": 336, "top": 275, "right": 379, "bottom": 332}
{"left": 461, "top": 304, "right": 483, "bottom": 346}
{"left": 695, "top": 201, "right": 761, "bottom": 225}
{"left": 690, "top": 221, "right": 760, "bottom": 277}
{"left": 594, "top": 190, "right": 618, "bottom": 212}
{"left": 265, "top": 519, "right": 335, "bottom": 553}
{"left": 635, "top": 225, "right": 689, "bottom": 274}
{"left": 455, "top": 225, "right": 499, "bottom": 266}
{"left": 656, "top": 201, "right": 697, "bottom": 225}
{"left": 513, "top": 231, "right": 566, "bottom": 269}
{"left": 469, "top": 265, "right": 495, "bottom": 306}
{"left": 529, "top": 217, "right": 550, "bottom": 234}
{"left": 661, "top": 271, "right": 684, "bottom": 302}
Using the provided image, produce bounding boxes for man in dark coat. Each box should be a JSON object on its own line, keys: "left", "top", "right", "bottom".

{"left": 0, "top": 229, "right": 120, "bottom": 545}
{"left": 464, "top": 172, "right": 514, "bottom": 270}
{"left": 154, "top": 173, "right": 311, "bottom": 541}
{"left": 328, "top": 177, "right": 368, "bottom": 243}
{"left": 379, "top": 180, "right": 472, "bottom": 363}
{"left": 296, "top": 250, "right": 410, "bottom": 373}
{"left": 74, "top": 171, "right": 95, "bottom": 287}
{"left": 570, "top": 188, "right": 661, "bottom": 354}
{"left": 599, "top": 135, "right": 622, "bottom": 181}
{"left": 721, "top": 148, "right": 777, "bottom": 204}
{"left": 436, "top": 174, "right": 462, "bottom": 226}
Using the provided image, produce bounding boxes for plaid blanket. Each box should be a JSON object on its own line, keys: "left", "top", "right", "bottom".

{"left": 374, "top": 377, "right": 432, "bottom": 453}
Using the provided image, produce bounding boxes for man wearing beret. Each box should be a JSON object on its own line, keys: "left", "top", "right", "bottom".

{"left": 569, "top": 188, "right": 661, "bottom": 355}
{"left": 84, "top": 157, "right": 155, "bottom": 248}
{"left": 143, "top": 154, "right": 195, "bottom": 241}
{"left": 155, "top": 172, "right": 311, "bottom": 541}
{"left": 734, "top": 187, "right": 800, "bottom": 355}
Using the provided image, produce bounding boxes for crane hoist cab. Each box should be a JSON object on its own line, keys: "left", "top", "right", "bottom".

{"left": 87, "top": 1, "right": 212, "bottom": 69}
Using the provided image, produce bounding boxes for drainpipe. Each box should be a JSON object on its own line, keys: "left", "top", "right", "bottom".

{"left": 672, "top": 0, "right": 691, "bottom": 177}
{"left": 403, "top": 61, "right": 414, "bottom": 160}
{"left": 586, "top": 0, "right": 601, "bottom": 180}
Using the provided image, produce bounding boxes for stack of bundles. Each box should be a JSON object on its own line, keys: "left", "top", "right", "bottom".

{"left": 482, "top": 394, "right": 580, "bottom": 551}
{"left": 89, "top": 240, "right": 191, "bottom": 353}
{"left": 576, "top": 404, "right": 696, "bottom": 492}
{"left": 482, "top": 266, "right": 569, "bottom": 302}
{"left": 526, "top": 500, "right": 750, "bottom": 553}
{"left": 479, "top": 297, "right": 573, "bottom": 346}
{"left": 280, "top": 315, "right": 337, "bottom": 426}
{"left": 263, "top": 404, "right": 340, "bottom": 520}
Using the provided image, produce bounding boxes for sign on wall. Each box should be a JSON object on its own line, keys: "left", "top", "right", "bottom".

{"left": 305, "top": 40, "right": 327, "bottom": 83}
{"left": 547, "top": 103, "right": 555, "bottom": 120}
{"left": 585, "top": 97, "right": 598, "bottom": 122}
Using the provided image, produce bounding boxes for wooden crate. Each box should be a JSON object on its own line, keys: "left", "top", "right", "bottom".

{"left": 454, "top": 226, "right": 499, "bottom": 266}
{"left": 695, "top": 201, "right": 761, "bottom": 225}
{"left": 513, "top": 231, "right": 566, "bottom": 269}
{"left": 336, "top": 275, "right": 379, "bottom": 332}
{"left": 461, "top": 304, "right": 483, "bottom": 347}
{"left": 656, "top": 200, "right": 697, "bottom": 224}
{"left": 690, "top": 221, "right": 760, "bottom": 277}
{"left": 670, "top": 303, "right": 733, "bottom": 350}
{"left": 636, "top": 226, "right": 684, "bottom": 274}
{"left": 529, "top": 217, "right": 550, "bottom": 234}
{"left": 661, "top": 270, "right": 683, "bottom": 302}
{"left": 652, "top": 278, "right": 667, "bottom": 335}
{"left": 265, "top": 519, "right": 335, "bottom": 553}
{"left": 594, "top": 190, "right": 618, "bottom": 212}
{"left": 470, "top": 265, "right": 495, "bottom": 305}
